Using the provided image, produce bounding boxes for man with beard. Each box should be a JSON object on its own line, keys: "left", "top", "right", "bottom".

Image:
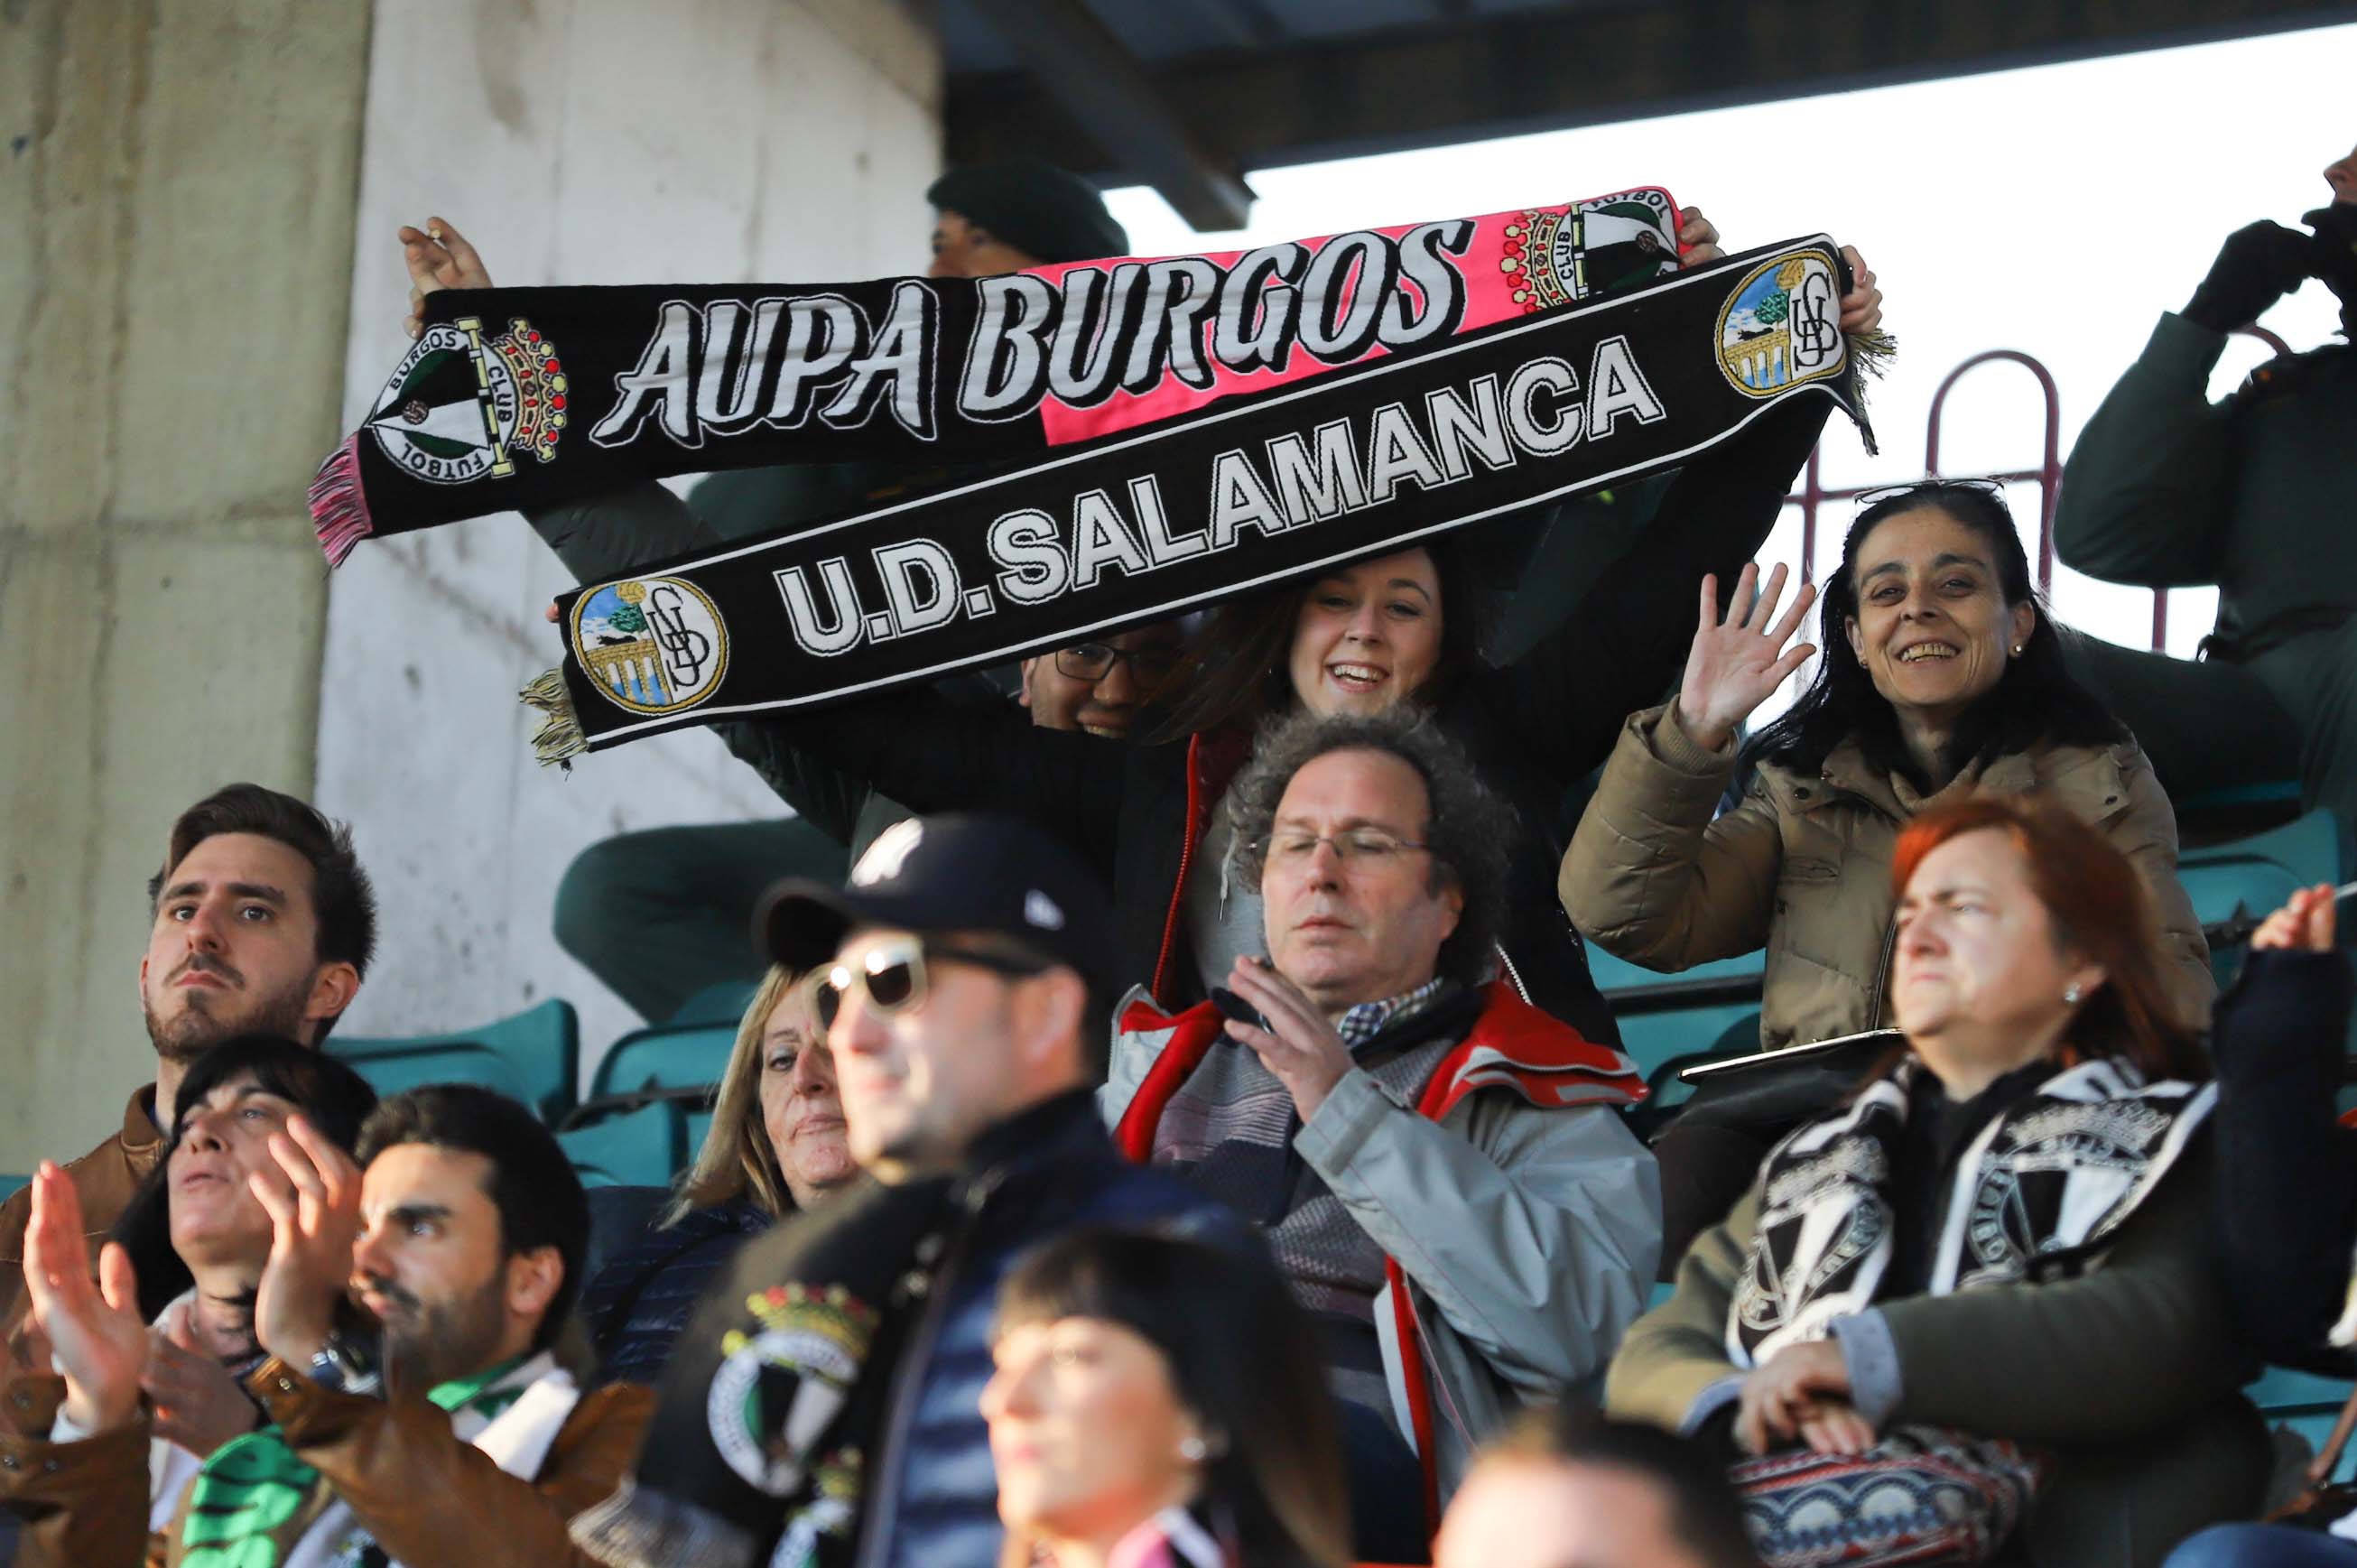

{"left": 6, "top": 1083, "right": 651, "bottom": 1564}
{"left": 0, "top": 783, "right": 376, "bottom": 1338}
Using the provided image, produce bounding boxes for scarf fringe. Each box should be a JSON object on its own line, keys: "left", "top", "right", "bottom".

{"left": 567, "top": 1477, "right": 758, "bottom": 1568}
{"left": 1851, "top": 327, "right": 1898, "bottom": 380}
{"left": 521, "top": 669, "right": 584, "bottom": 770}
{"left": 308, "top": 434, "right": 374, "bottom": 568}
{"left": 1843, "top": 327, "right": 1897, "bottom": 457}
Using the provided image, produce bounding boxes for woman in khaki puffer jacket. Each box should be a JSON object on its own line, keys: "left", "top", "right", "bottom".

{"left": 1561, "top": 482, "right": 2214, "bottom": 1262}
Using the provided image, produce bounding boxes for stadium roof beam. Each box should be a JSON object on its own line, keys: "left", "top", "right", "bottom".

{"left": 958, "top": 0, "right": 1258, "bottom": 229}
{"left": 945, "top": 0, "right": 2357, "bottom": 209}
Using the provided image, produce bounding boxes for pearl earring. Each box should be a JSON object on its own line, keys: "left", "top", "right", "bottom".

{"left": 2011, "top": 644, "right": 2024, "bottom": 656}
{"left": 2064, "top": 983, "right": 2083, "bottom": 1005}
{"left": 1180, "top": 1435, "right": 1208, "bottom": 1463}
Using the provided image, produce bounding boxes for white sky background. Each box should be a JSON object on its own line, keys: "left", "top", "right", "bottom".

{"left": 1103, "top": 23, "right": 2356, "bottom": 713}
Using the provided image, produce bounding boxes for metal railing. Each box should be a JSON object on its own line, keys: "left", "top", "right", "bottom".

{"left": 1782, "top": 326, "right": 2292, "bottom": 653}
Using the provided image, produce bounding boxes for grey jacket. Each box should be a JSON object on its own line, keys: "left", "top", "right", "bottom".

{"left": 1100, "top": 983, "right": 1662, "bottom": 1500}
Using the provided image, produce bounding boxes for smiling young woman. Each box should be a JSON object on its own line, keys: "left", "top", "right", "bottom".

{"left": 1563, "top": 480, "right": 2218, "bottom": 1270}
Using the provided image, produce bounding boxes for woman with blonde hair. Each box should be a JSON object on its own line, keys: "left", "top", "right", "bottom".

{"left": 581, "top": 964, "right": 857, "bottom": 1384}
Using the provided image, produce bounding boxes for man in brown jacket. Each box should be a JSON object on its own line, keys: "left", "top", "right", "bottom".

{"left": 0, "top": 784, "right": 377, "bottom": 1339}
{"left": 2, "top": 1083, "right": 651, "bottom": 1565}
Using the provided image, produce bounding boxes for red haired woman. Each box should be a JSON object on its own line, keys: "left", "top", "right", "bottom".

{"left": 1608, "top": 795, "right": 2266, "bottom": 1568}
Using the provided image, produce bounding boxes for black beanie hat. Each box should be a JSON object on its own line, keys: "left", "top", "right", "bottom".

{"left": 925, "top": 156, "right": 1129, "bottom": 266}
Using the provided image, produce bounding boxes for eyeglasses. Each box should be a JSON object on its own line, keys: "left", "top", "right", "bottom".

{"left": 814, "top": 936, "right": 1048, "bottom": 1031}
{"left": 1257, "top": 829, "right": 1433, "bottom": 869}
{"left": 1053, "top": 641, "right": 1184, "bottom": 684}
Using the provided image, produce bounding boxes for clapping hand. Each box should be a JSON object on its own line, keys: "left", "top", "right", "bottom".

{"left": 399, "top": 216, "right": 494, "bottom": 339}
{"left": 1221, "top": 956, "right": 1355, "bottom": 1124}
{"left": 2252, "top": 885, "right": 2341, "bottom": 953}
{"left": 249, "top": 1116, "right": 366, "bottom": 1369}
{"left": 21, "top": 1164, "right": 148, "bottom": 1435}
{"left": 144, "top": 1311, "right": 260, "bottom": 1457}
{"left": 1675, "top": 561, "right": 1818, "bottom": 752}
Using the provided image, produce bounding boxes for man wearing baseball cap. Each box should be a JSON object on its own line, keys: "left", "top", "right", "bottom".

{"left": 577, "top": 814, "right": 1256, "bottom": 1568}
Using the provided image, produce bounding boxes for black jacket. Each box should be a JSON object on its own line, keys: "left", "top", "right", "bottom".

{"left": 2212, "top": 946, "right": 2357, "bottom": 1374}
{"left": 580, "top": 1196, "right": 772, "bottom": 1387}
{"left": 854, "top": 1089, "right": 1261, "bottom": 1568}
{"left": 728, "top": 399, "right": 1833, "bottom": 1044}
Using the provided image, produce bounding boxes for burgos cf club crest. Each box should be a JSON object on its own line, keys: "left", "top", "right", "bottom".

{"left": 571, "top": 577, "right": 730, "bottom": 716}
{"left": 707, "top": 1283, "right": 877, "bottom": 1498}
{"left": 1717, "top": 253, "right": 1847, "bottom": 398}
{"left": 1499, "top": 189, "right": 1678, "bottom": 313}
{"left": 365, "top": 315, "right": 568, "bottom": 484}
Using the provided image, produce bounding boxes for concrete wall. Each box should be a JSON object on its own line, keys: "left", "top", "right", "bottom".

{"left": 317, "top": 0, "right": 942, "bottom": 1071}
{"left": 0, "top": 1, "right": 372, "bottom": 1174}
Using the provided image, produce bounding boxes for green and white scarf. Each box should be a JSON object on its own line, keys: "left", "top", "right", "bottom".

{"left": 171, "top": 1351, "right": 580, "bottom": 1568}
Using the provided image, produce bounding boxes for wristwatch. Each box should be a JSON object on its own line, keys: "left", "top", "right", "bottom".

{"left": 304, "top": 1333, "right": 383, "bottom": 1397}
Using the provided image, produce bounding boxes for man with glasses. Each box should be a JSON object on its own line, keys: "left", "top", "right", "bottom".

{"left": 598, "top": 813, "right": 1254, "bottom": 1568}
{"left": 1102, "top": 708, "right": 1661, "bottom": 1542}
{"left": 1017, "top": 623, "right": 1189, "bottom": 739}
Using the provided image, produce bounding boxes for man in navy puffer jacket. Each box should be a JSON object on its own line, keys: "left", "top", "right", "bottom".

{"left": 578, "top": 815, "right": 1259, "bottom": 1568}
{"left": 773, "top": 814, "right": 1262, "bottom": 1568}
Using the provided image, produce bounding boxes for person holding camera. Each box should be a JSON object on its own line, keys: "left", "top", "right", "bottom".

{"left": 2054, "top": 142, "right": 2357, "bottom": 821}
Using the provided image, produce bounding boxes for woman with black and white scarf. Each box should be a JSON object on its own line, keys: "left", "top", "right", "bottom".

{"left": 1606, "top": 793, "right": 2268, "bottom": 1568}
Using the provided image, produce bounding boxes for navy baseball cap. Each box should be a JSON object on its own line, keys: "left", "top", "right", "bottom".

{"left": 756, "top": 813, "right": 1121, "bottom": 998}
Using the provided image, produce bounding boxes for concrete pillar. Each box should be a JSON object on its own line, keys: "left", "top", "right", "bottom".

{"left": 0, "top": 1, "right": 372, "bottom": 1173}
{"left": 316, "top": 0, "right": 942, "bottom": 1064}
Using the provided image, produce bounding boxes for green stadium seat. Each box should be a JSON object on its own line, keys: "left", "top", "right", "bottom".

{"left": 2248, "top": 1363, "right": 2357, "bottom": 1481}
{"left": 1617, "top": 1004, "right": 1760, "bottom": 1090}
{"left": 558, "top": 1100, "right": 688, "bottom": 1189}
{"left": 667, "top": 980, "right": 759, "bottom": 1027}
{"left": 0, "top": 1174, "right": 25, "bottom": 1204}
{"left": 327, "top": 1041, "right": 540, "bottom": 1109}
{"left": 590, "top": 1022, "right": 738, "bottom": 1102}
{"left": 1586, "top": 944, "right": 1765, "bottom": 997}
{"left": 684, "top": 1109, "right": 716, "bottom": 1165}
{"left": 330, "top": 998, "right": 580, "bottom": 1123}
{"left": 2176, "top": 811, "right": 2349, "bottom": 992}
{"left": 1584, "top": 942, "right": 1766, "bottom": 1093}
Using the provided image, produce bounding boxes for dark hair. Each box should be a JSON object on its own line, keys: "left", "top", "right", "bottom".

{"left": 1890, "top": 795, "right": 2208, "bottom": 1075}
{"left": 994, "top": 1228, "right": 1349, "bottom": 1568}
{"left": 149, "top": 784, "right": 378, "bottom": 1036}
{"left": 1150, "top": 537, "right": 1496, "bottom": 744}
{"left": 112, "top": 1034, "right": 380, "bottom": 1322}
{"left": 357, "top": 1085, "right": 589, "bottom": 1353}
{"left": 1227, "top": 707, "right": 1515, "bottom": 989}
{"left": 1484, "top": 1409, "right": 1756, "bottom": 1568}
{"left": 1743, "top": 482, "right": 2123, "bottom": 786}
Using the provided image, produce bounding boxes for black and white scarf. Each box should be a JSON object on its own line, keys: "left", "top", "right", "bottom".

{"left": 312, "top": 188, "right": 1883, "bottom": 757}
{"left": 517, "top": 233, "right": 1878, "bottom": 756}
{"left": 1729, "top": 1056, "right": 2215, "bottom": 1368}
{"left": 314, "top": 189, "right": 1698, "bottom": 561}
